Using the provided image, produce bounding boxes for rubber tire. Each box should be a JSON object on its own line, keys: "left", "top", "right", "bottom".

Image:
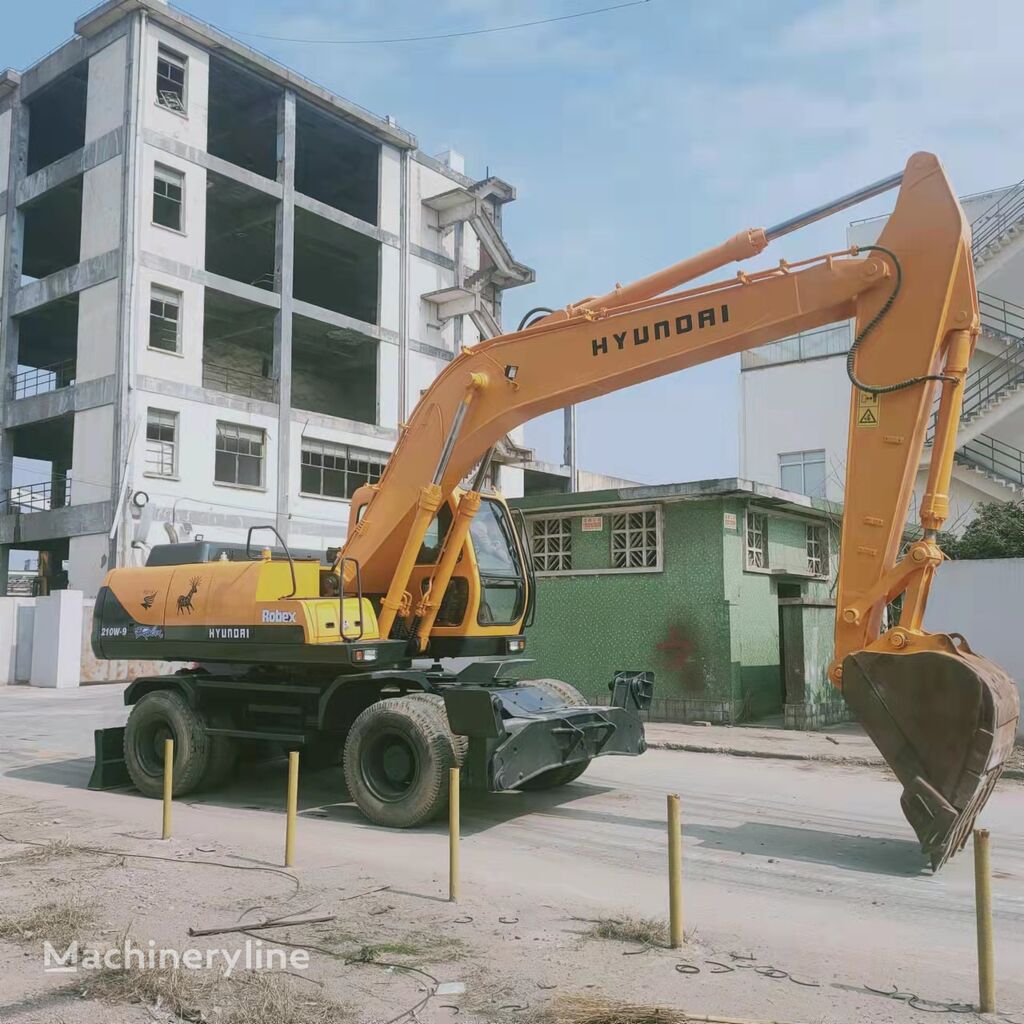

{"left": 201, "top": 712, "right": 239, "bottom": 791}
{"left": 343, "top": 696, "right": 457, "bottom": 828}
{"left": 517, "top": 678, "right": 592, "bottom": 791}
{"left": 124, "top": 690, "right": 211, "bottom": 798}
{"left": 402, "top": 692, "right": 467, "bottom": 765}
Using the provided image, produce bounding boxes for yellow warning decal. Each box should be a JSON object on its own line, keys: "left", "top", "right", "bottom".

{"left": 856, "top": 391, "right": 879, "bottom": 428}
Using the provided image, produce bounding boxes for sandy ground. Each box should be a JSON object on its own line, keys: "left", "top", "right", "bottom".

{"left": 0, "top": 683, "right": 1022, "bottom": 1023}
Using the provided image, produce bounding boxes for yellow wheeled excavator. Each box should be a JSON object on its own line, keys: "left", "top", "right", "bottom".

{"left": 92, "top": 152, "right": 1018, "bottom": 870}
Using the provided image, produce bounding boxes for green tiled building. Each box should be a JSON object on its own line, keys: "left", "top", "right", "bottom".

{"left": 510, "top": 479, "right": 848, "bottom": 729}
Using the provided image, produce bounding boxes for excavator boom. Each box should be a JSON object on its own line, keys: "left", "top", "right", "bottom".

{"left": 343, "top": 152, "right": 1019, "bottom": 868}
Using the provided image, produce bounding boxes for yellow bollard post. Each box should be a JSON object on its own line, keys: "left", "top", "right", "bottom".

{"left": 161, "top": 738, "right": 173, "bottom": 840}
{"left": 974, "top": 828, "right": 996, "bottom": 1013}
{"left": 667, "top": 793, "right": 683, "bottom": 948}
{"left": 285, "top": 750, "right": 299, "bottom": 868}
{"left": 449, "top": 767, "right": 460, "bottom": 902}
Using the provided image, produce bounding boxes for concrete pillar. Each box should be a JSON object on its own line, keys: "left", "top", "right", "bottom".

{"left": 29, "top": 588, "right": 83, "bottom": 688}
{"left": 563, "top": 405, "right": 578, "bottom": 491}
{"left": 273, "top": 90, "right": 296, "bottom": 541}
{"left": 398, "top": 149, "right": 410, "bottom": 421}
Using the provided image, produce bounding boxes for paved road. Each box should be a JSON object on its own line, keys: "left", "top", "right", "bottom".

{"left": 2, "top": 683, "right": 1022, "bottom": 1016}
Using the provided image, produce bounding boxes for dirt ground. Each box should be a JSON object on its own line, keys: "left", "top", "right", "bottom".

{"left": 0, "top": 772, "right": 1019, "bottom": 1024}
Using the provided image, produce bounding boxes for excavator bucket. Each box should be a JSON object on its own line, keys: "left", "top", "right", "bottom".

{"left": 843, "top": 645, "right": 1020, "bottom": 871}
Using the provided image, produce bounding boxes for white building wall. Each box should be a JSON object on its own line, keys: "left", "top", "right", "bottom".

{"left": 0, "top": 107, "right": 11, "bottom": 194}
{"left": 85, "top": 36, "right": 127, "bottom": 142}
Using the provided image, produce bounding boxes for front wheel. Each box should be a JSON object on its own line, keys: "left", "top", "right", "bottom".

{"left": 343, "top": 696, "right": 458, "bottom": 827}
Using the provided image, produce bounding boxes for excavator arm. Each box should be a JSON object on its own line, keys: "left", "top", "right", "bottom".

{"left": 343, "top": 152, "right": 1019, "bottom": 868}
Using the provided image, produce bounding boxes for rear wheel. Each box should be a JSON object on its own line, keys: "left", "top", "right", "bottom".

{"left": 517, "top": 679, "right": 592, "bottom": 791}
{"left": 343, "top": 696, "right": 458, "bottom": 827}
{"left": 124, "top": 690, "right": 211, "bottom": 798}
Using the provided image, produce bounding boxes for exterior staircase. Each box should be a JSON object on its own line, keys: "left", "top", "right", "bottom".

{"left": 972, "top": 177, "right": 1024, "bottom": 269}
{"left": 953, "top": 434, "right": 1024, "bottom": 497}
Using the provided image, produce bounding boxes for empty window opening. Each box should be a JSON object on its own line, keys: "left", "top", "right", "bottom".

{"left": 153, "top": 165, "right": 184, "bottom": 231}
{"left": 145, "top": 408, "right": 178, "bottom": 477}
{"left": 4, "top": 540, "right": 69, "bottom": 596}
{"left": 11, "top": 295, "right": 79, "bottom": 399}
{"left": 531, "top": 517, "right": 572, "bottom": 573}
{"left": 156, "top": 46, "right": 187, "bottom": 113}
{"left": 21, "top": 176, "right": 83, "bottom": 282}
{"left": 215, "top": 422, "right": 266, "bottom": 488}
{"left": 806, "top": 524, "right": 829, "bottom": 577}
{"left": 300, "top": 439, "right": 385, "bottom": 500}
{"left": 26, "top": 63, "right": 88, "bottom": 174}
{"left": 203, "top": 288, "right": 277, "bottom": 401}
{"left": 149, "top": 286, "right": 182, "bottom": 353}
{"left": 745, "top": 510, "right": 769, "bottom": 570}
{"left": 291, "top": 314, "right": 377, "bottom": 423}
{"left": 293, "top": 208, "right": 379, "bottom": 323}
{"left": 207, "top": 57, "right": 280, "bottom": 179}
{"left": 6, "top": 419, "right": 75, "bottom": 514}
{"left": 779, "top": 449, "right": 827, "bottom": 498}
{"left": 295, "top": 99, "right": 379, "bottom": 224}
{"left": 611, "top": 508, "right": 660, "bottom": 570}
{"left": 205, "top": 172, "right": 277, "bottom": 289}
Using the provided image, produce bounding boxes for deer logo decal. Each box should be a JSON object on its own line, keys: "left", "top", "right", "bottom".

{"left": 176, "top": 577, "right": 201, "bottom": 615}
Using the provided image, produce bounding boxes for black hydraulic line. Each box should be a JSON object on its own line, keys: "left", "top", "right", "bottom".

{"left": 846, "top": 245, "right": 959, "bottom": 395}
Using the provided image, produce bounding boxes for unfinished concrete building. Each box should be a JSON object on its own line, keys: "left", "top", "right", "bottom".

{"left": 0, "top": 0, "right": 534, "bottom": 596}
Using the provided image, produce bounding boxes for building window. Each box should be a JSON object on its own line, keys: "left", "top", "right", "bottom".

{"left": 300, "top": 440, "right": 385, "bottom": 500}
{"left": 145, "top": 408, "right": 177, "bottom": 478}
{"left": 780, "top": 449, "right": 827, "bottom": 498}
{"left": 148, "top": 286, "right": 181, "bottom": 353}
{"left": 806, "top": 524, "right": 829, "bottom": 576}
{"left": 153, "top": 165, "right": 184, "bottom": 231}
{"left": 611, "top": 509, "right": 660, "bottom": 569}
{"left": 156, "top": 47, "right": 187, "bottom": 112}
{"left": 215, "top": 422, "right": 265, "bottom": 488}
{"left": 745, "top": 511, "right": 769, "bottom": 569}
{"left": 531, "top": 517, "right": 572, "bottom": 572}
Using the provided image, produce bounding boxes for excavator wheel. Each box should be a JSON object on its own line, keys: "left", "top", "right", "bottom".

{"left": 517, "top": 679, "right": 593, "bottom": 791}
{"left": 842, "top": 644, "right": 1020, "bottom": 871}
{"left": 124, "top": 690, "right": 212, "bottom": 798}
{"left": 343, "top": 696, "right": 458, "bottom": 828}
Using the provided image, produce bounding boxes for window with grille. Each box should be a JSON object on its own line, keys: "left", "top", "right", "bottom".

{"left": 806, "top": 524, "right": 829, "bottom": 576}
{"left": 611, "top": 509, "right": 660, "bottom": 569}
{"left": 745, "top": 511, "right": 769, "bottom": 569}
{"left": 149, "top": 286, "right": 181, "bottom": 353}
{"left": 215, "top": 422, "right": 265, "bottom": 488}
{"left": 300, "top": 439, "right": 385, "bottom": 500}
{"left": 145, "top": 408, "right": 177, "bottom": 478}
{"left": 531, "top": 517, "right": 572, "bottom": 572}
{"left": 156, "top": 47, "right": 187, "bottom": 112}
{"left": 779, "top": 449, "right": 827, "bottom": 497}
{"left": 153, "top": 165, "right": 184, "bottom": 230}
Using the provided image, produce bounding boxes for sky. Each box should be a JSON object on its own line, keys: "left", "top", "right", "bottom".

{"left": 5, "top": 0, "right": 1024, "bottom": 484}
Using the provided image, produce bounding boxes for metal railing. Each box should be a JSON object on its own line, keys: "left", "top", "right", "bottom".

{"left": 972, "top": 177, "right": 1024, "bottom": 260}
{"left": 4, "top": 477, "right": 72, "bottom": 514}
{"left": 203, "top": 362, "right": 278, "bottom": 403}
{"left": 956, "top": 433, "right": 1024, "bottom": 489}
{"left": 10, "top": 359, "right": 76, "bottom": 400}
{"left": 739, "top": 322, "right": 852, "bottom": 370}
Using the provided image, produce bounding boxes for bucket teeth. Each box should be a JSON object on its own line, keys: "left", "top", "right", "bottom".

{"left": 842, "top": 647, "right": 1019, "bottom": 871}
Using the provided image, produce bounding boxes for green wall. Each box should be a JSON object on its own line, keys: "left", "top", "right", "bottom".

{"left": 516, "top": 492, "right": 840, "bottom": 724}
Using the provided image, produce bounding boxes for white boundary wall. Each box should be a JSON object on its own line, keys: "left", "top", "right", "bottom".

{"left": 923, "top": 558, "right": 1024, "bottom": 740}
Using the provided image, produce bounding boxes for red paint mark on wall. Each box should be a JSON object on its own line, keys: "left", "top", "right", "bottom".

{"left": 656, "top": 624, "right": 698, "bottom": 692}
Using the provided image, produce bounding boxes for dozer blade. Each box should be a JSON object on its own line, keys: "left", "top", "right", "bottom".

{"left": 843, "top": 646, "right": 1019, "bottom": 872}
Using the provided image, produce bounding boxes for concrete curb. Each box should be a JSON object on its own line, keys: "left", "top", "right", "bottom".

{"left": 647, "top": 740, "right": 1024, "bottom": 780}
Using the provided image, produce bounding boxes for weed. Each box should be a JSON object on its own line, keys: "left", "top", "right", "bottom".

{"left": 584, "top": 917, "right": 669, "bottom": 948}
{"left": 0, "top": 896, "right": 94, "bottom": 950}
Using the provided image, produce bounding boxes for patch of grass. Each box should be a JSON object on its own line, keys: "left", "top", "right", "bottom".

{"left": 87, "top": 962, "right": 215, "bottom": 1022}
{"left": 0, "top": 896, "right": 94, "bottom": 950}
{"left": 545, "top": 993, "right": 689, "bottom": 1024}
{"left": 223, "top": 972, "right": 350, "bottom": 1024}
{"left": 584, "top": 917, "right": 669, "bottom": 948}
{"left": 0, "top": 837, "right": 83, "bottom": 865}
{"left": 348, "top": 940, "right": 425, "bottom": 962}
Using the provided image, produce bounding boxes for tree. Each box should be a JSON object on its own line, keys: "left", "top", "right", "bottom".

{"left": 944, "top": 501, "right": 1024, "bottom": 559}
